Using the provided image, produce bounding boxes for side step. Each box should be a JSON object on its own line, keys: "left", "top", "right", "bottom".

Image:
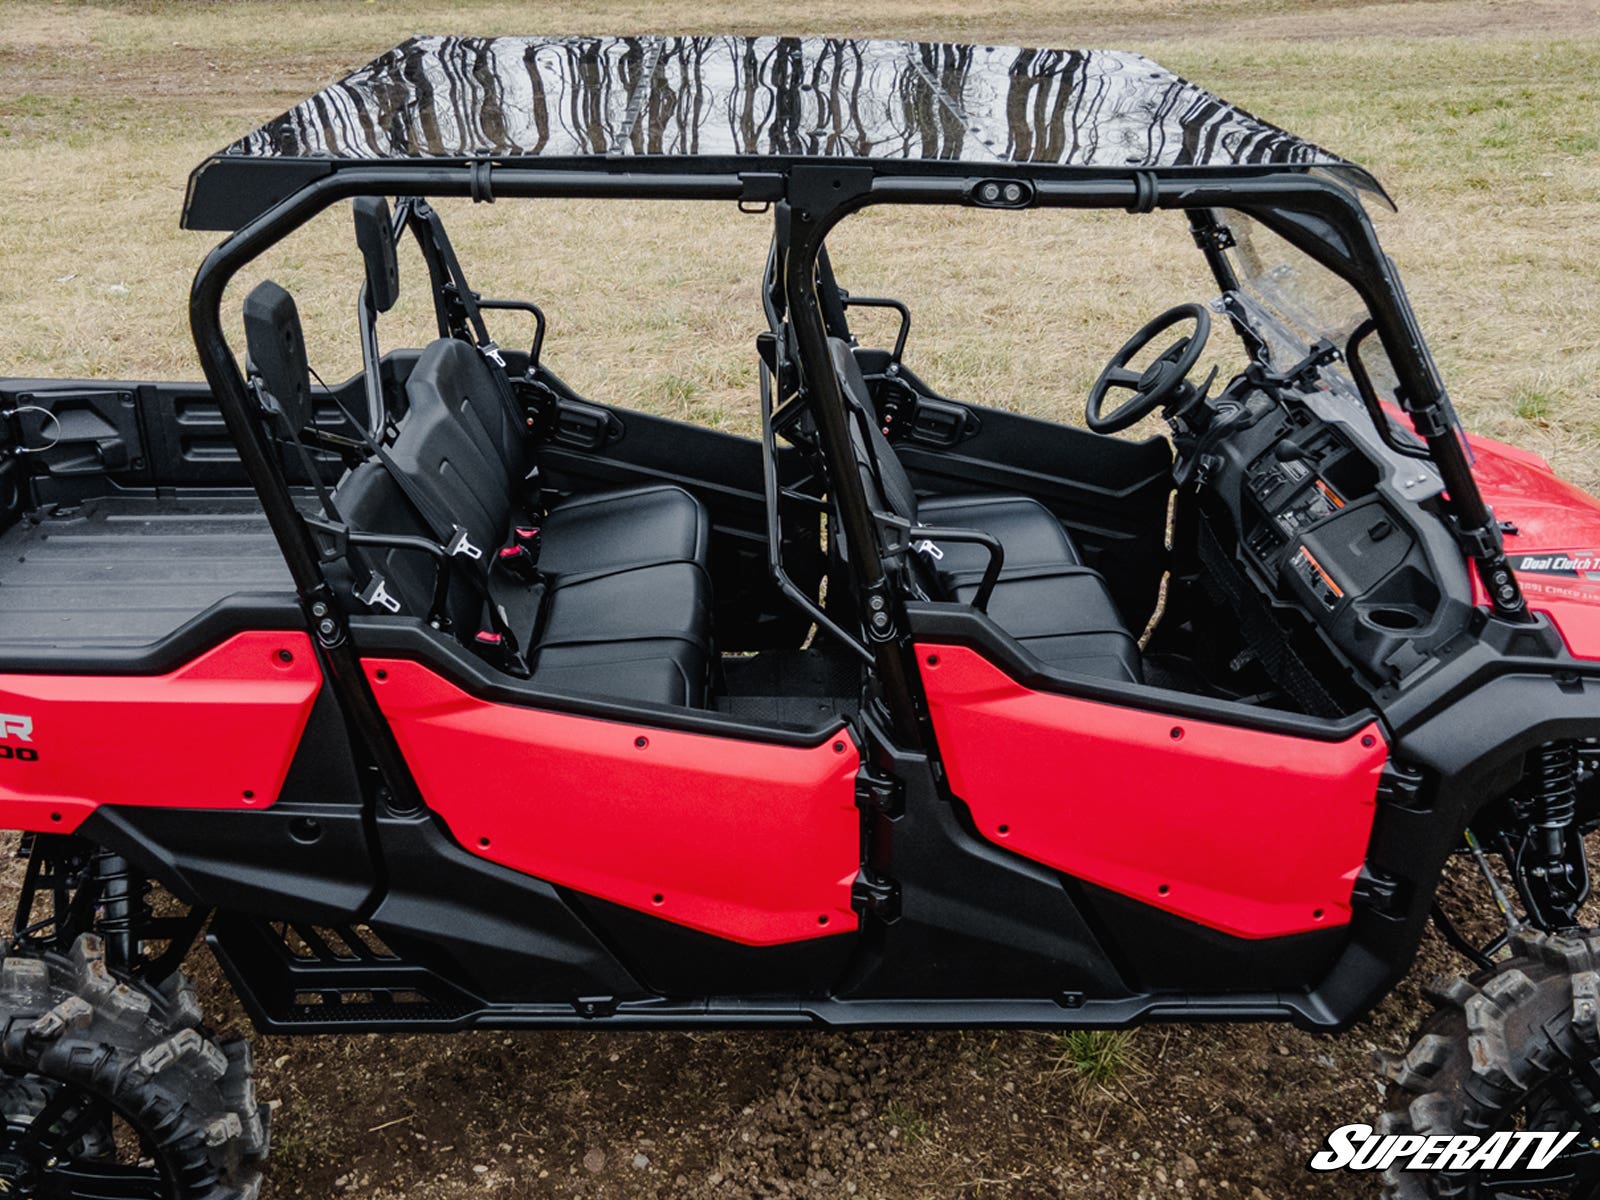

{"left": 208, "top": 912, "right": 481, "bottom": 1032}
{"left": 208, "top": 914, "right": 1331, "bottom": 1033}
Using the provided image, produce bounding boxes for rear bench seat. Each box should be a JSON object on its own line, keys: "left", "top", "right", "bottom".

{"left": 335, "top": 338, "right": 714, "bottom": 707}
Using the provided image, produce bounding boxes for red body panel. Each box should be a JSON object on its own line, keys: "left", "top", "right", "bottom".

{"left": 363, "top": 659, "right": 862, "bottom": 946}
{"left": 1467, "top": 431, "right": 1600, "bottom": 661}
{"left": 917, "top": 645, "right": 1387, "bottom": 939}
{"left": 0, "top": 632, "right": 321, "bottom": 833}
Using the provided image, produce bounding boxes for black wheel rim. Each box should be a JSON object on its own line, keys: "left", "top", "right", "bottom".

{"left": 1463, "top": 1054, "right": 1600, "bottom": 1199}
{"left": 0, "top": 1071, "right": 175, "bottom": 1200}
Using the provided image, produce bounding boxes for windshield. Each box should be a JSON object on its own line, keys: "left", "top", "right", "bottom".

{"left": 1215, "top": 212, "right": 1464, "bottom": 466}
{"left": 1220, "top": 212, "right": 1420, "bottom": 414}
{"left": 1225, "top": 213, "right": 1370, "bottom": 367}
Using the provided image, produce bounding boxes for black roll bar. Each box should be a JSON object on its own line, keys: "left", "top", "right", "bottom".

{"left": 187, "top": 158, "right": 1526, "bottom": 799}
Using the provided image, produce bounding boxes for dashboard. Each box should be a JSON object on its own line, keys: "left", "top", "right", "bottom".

{"left": 1186, "top": 381, "right": 1474, "bottom": 691}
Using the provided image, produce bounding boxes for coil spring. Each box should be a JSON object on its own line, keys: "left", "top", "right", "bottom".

{"left": 1531, "top": 741, "right": 1580, "bottom": 830}
{"left": 93, "top": 850, "right": 151, "bottom": 961}
{"left": 1529, "top": 740, "right": 1580, "bottom": 863}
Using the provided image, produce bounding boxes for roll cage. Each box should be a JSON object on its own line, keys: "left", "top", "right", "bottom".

{"left": 189, "top": 170, "right": 1520, "bottom": 774}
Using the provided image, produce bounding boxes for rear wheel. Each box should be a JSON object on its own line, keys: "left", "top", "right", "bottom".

{"left": 0, "top": 934, "right": 266, "bottom": 1199}
{"left": 1383, "top": 928, "right": 1600, "bottom": 1198}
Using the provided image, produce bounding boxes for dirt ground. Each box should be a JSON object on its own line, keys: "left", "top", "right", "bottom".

{"left": 1, "top": 1, "right": 1599, "bottom": 1197}
{"left": 206, "top": 910, "right": 1476, "bottom": 1199}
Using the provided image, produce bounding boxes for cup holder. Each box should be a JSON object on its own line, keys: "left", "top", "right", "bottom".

{"left": 1361, "top": 605, "right": 1427, "bottom": 632}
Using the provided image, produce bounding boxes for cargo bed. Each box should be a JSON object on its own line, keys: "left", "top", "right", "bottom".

{"left": 0, "top": 495, "right": 297, "bottom": 657}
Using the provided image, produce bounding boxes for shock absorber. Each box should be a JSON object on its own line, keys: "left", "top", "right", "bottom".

{"left": 1530, "top": 740, "right": 1580, "bottom": 860}
{"left": 1512, "top": 740, "right": 1589, "bottom": 929}
{"left": 93, "top": 850, "right": 148, "bottom": 971}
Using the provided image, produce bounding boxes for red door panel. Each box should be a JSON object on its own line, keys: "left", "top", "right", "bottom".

{"left": 363, "top": 659, "right": 862, "bottom": 946}
{"left": 917, "top": 644, "right": 1386, "bottom": 939}
{"left": 0, "top": 632, "right": 322, "bottom": 833}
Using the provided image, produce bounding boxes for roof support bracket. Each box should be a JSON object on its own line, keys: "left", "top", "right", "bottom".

{"left": 786, "top": 165, "right": 874, "bottom": 225}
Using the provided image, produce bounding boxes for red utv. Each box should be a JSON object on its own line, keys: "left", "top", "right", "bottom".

{"left": 0, "top": 35, "right": 1596, "bottom": 1198}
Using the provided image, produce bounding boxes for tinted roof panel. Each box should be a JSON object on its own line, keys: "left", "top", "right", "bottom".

{"left": 184, "top": 36, "right": 1383, "bottom": 228}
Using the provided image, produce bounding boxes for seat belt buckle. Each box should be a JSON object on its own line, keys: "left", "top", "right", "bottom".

{"left": 913, "top": 537, "right": 944, "bottom": 561}
{"left": 447, "top": 526, "right": 484, "bottom": 561}
{"left": 496, "top": 543, "right": 540, "bottom": 583}
{"left": 479, "top": 341, "right": 506, "bottom": 369}
{"left": 513, "top": 525, "right": 542, "bottom": 562}
{"left": 472, "top": 627, "right": 529, "bottom": 676}
{"left": 355, "top": 573, "right": 402, "bottom": 614}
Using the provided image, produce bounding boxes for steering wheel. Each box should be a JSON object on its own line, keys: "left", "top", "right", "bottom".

{"left": 1085, "top": 303, "right": 1212, "bottom": 434}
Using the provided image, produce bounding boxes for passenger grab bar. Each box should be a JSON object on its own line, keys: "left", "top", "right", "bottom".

{"left": 875, "top": 514, "right": 1004, "bottom": 613}
{"left": 910, "top": 525, "right": 1005, "bottom": 613}
{"left": 839, "top": 294, "right": 910, "bottom": 363}
{"left": 476, "top": 297, "right": 548, "bottom": 369}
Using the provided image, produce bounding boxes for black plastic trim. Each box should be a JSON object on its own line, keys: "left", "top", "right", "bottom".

{"left": 0, "top": 594, "right": 305, "bottom": 675}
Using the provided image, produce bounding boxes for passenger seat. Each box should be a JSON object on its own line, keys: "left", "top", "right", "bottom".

{"left": 829, "top": 338, "right": 1142, "bottom": 683}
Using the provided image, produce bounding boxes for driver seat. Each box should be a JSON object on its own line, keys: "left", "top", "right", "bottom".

{"left": 829, "top": 339, "right": 1142, "bottom": 684}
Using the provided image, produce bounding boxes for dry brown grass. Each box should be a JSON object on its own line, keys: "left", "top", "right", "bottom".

{"left": 3, "top": 0, "right": 1598, "bottom": 484}
{"left": 2, "top": 4, "right": 1599, "bottom": 1198}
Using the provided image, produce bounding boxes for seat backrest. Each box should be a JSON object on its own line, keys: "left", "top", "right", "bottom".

{"left": 332, "top": 459, "right": 471, "bottom": 624}
{"left": 386, "top": 337, "right": 528, "bottom": 558}
{"left": 827, "top": 338, "right": 918, "bottom": 524}
{"left": 327, "top": 336, "right": 530, "bottom": 632}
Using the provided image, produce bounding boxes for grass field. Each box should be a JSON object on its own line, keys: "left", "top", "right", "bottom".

{"left": 2, "top": 2, "right": 1599, "bottom": 1197}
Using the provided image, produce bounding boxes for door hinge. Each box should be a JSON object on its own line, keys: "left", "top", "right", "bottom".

{"left": 1350, "top": 866, "right": 1406, "bottom": 918}
{"left": 1375, "top": 762, "right": 1428, "bottom": 812}
{"left": 856, "top": 767, "right": 904, "bottom": 817}
{"left": 852, "top": 869, "right": 901, "bottom": 923}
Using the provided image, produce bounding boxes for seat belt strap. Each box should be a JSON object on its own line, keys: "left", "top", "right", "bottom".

{"left": 411, "top": 206, "right": 532, "bottom": 439}
{"left": 250, "top": 376, "right": 396, "bottom": 608}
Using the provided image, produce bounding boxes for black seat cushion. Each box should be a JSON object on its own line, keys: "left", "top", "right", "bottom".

{"left": 533, "top": 561, "right": 713, "bottom": 707}
{"left": 538, "top": 485, "right": 709, "bottom": 579}
{"left": 951, "top": 568, "right": 1143, "bottom": 684}
{"left": 530, "top": 643, "right": 706, "bottom": 708}
{"left": 916, "top": 493, "right": 1084, "bottom": 583}
{"left": 916, "top": 500, "right": 1143, "bottom": 684}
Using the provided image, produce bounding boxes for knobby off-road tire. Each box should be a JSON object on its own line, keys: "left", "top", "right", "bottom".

{"left": 0, "top": 933, "right": 268, "bottom": 1199}
{"left": 1381, "top": 928, "right": 1600, "bottom": 1198}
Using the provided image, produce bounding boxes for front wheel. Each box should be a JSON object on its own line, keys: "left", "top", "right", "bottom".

{"left": 1383, "top": 928, "right": 1600, "bottom": 1198}
{"left": 0, "top": 934, "right": 267, "bottom": 1199}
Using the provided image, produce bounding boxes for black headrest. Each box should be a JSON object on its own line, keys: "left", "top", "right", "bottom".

{"left": 353, "top": 196, "right": 399, "bottom": 314}
{"left": 242, "top": 280, "right": 313, "bottom": 433}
